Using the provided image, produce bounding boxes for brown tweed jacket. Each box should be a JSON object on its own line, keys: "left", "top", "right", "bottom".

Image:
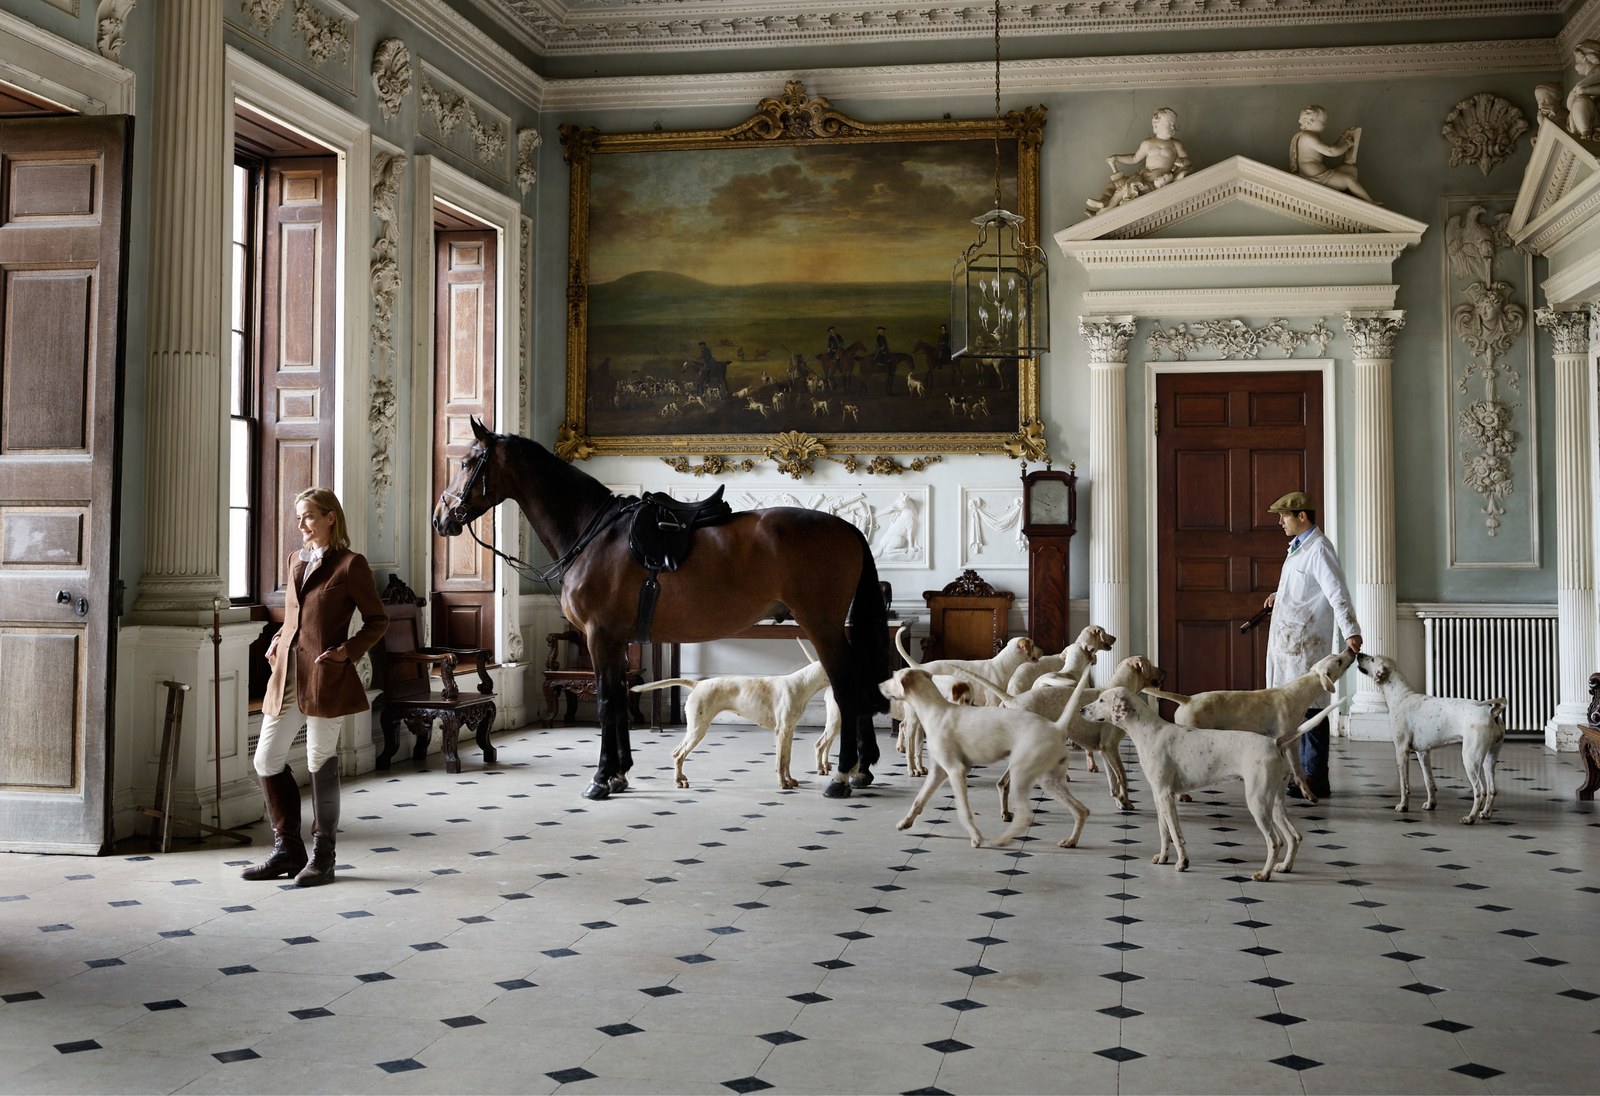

{"left": 264, "top": 548, "right": 388, "bottom": 718}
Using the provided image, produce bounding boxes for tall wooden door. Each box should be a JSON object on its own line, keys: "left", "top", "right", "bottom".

{"left": 0, "top": 116, "right": 129, "bottom": 853}
{"left": 1156, "top": 370, "right": 1323, "bottom": 697}
{"left": 432, "top": 229, "right": 495, "bottom": 650}
{"left": 257, "top": 156, "right": 338, "bottom": 610}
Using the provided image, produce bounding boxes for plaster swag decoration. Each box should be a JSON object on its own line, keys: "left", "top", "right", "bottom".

{"left": 95, "top": 0, "right": 135, "bottom": 62}
{"left": 967, "top": 494, "right": 1025, "bottom": 558}
{"left": 658, "top": 431, "right": 944, "bottom": 480}
{"left": 1145, "top": 317, "right": 1334, "bottom": 361}
{"left": 240, "top": 0, "right": 285, "bottom": 34}
{"left": 371, "top": 38, "right": 412, "bottom": 121}
{"left": 420, "top": 72, "right": 507, "bottom": 166}
{"left": 368, "top": 151, "right": 405, "bottom": 532}
{"left": 517, "top": 129, "right": 542, "bottom": 194}
{"left": 507, "top": 630, "right": 525, "bottom": 664}
{"left": 1443, "top": 201, "right": 1527, "bottom": 538}
{"left": 1442, "top": 94, "right": 1529, "bottom": 175}
{"left": 291, "top": 0, "right": 350, "bottom": 66}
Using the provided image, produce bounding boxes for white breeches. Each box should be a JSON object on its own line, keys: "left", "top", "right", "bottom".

{"left": 254, "top": 657, "right": 344, "bottom": 775}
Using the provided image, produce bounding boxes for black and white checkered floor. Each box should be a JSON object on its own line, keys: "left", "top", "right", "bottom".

{"left": 1, "top": 723, "right": 1596, "bottom": 1095}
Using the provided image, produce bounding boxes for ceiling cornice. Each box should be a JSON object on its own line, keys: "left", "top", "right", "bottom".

{"left": 391, "top": 0, "right": 550, "bottom": 109}
{"left": 479, "top": 0, "right": 1564, "bottom": 57}
{"left": 541, "top": 39, "right": 1560, "bottom": 110}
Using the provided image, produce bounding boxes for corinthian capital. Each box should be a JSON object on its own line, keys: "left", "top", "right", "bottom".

{"left": 1534, "top": 305, "right": 1591, "bottom": 356}
{"left": 1343, "top": 310, "right": 1406, "bottom": 359}
{"left": 1079, "top": 315, "right": 1138, "bottom": 364}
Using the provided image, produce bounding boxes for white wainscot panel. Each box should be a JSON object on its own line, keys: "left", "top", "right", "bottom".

{"left": 675, "top": 483, "right": 931, "bottom": 571}
{"left": 961, "top": 486, "right": 1025, "bottom": 571}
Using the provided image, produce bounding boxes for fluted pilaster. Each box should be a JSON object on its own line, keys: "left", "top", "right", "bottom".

{"left": 1344, "top": 310, "right": 1404, "bottom": 724}
{"left": 134, "top": 2, "right": 227, "bottom": 614}
{"left": 1534, "top": 305, "right": 1596, "bottom": 748}
{"left": 1081, "top": 315, "right": 1137, "bottom": 678}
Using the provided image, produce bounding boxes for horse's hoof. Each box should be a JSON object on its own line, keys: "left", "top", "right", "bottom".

{"left": 582, "top": 781, "right": 611, "bottom": 800}
{"left": 848, "top": 769, "right": 874, "bottom": 788}
{"left": 608, "top": 774, "right": 630, "bottom": 794}
{"left": 823, "top": 780, "right": 852, "bottom": 799}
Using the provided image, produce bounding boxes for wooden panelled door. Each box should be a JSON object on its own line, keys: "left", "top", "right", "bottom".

{"left": 0, "top": 116, "right": 128, "bottom": 853}
{"left": 432, "top": 229, "right": 496, "bottom": 651}
{"left": 1156, "top": 370, "right": 1323, "bottom": 697}
{"left": 257, "top": 156, "right": 337, "bottom": 611}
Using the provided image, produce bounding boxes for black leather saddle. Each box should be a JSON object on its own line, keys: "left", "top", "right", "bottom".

{"left": 623, "top": 485, "right": 734, "bottom": 642}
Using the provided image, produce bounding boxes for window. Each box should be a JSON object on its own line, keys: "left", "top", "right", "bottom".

{"left": 227, "top": 157, "right": 261, "bottom": 603}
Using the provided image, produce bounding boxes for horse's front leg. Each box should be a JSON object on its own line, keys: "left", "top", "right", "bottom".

{"left": 584, "top": 646, "right": 635, "bottom": 801}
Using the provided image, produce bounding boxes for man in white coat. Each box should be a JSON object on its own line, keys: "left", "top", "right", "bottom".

{"left": 1263, "top": 491, "right": 1362, "bottom": 798}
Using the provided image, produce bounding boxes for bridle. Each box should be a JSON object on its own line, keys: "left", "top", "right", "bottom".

{"left": 439, "top": 441, "right": 623, "bottom": 588}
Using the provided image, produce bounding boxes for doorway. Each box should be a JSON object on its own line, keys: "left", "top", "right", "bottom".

{"left": 1154, "top": 368, "right": 1326, "bottom": 697}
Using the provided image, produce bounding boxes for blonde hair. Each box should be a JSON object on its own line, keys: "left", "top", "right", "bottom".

{"left": 295, "top": 486, "right": 350, "bottom": 550}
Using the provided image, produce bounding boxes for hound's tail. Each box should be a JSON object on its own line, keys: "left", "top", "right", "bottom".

{"left": 892, "top": 623, "right": 921, "bottom": 668}
{"left": 1142, "top": 687, "right": 1192, "bottom": 706}
{"left": 1276, "top": 697, "right": 1349, "bottom": 749}
{"left": 631, "top": 678, "right": 697, "bottom": 694}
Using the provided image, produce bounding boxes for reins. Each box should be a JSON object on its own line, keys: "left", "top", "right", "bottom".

{"left": 463, "top": 495, "right": 624, "bottom": 589}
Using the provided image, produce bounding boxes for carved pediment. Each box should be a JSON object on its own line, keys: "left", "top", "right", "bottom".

{"left": 1508, "top": 118, "right": 1600, "bottom": 259}
{"left": 1054, "top": 156, "right": 1427, "bottom": 317}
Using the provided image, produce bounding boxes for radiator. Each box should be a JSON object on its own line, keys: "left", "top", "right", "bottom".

{"left": 1416, "top": 606, "right": 1558, "bottom": 735}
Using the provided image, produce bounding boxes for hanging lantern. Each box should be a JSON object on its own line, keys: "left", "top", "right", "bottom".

{"left": 950, "top": 0, "right": 1049, "bottom": 361}
{"left": 951, "top": 207, "right": 1049, "bottom": 359}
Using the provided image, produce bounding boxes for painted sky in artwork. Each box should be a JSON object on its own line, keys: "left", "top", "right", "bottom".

{"left": 587, "top": 138, "right": 1018, "bottom": 287}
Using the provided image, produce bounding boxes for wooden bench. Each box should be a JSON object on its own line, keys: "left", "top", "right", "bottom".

{"left": 372, "top": 577, "right": 497, "bottom": 774}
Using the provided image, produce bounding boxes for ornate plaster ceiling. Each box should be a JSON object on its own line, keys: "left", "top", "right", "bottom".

{"left": 474, "top": 0, "right": 1565, "bottom": 59}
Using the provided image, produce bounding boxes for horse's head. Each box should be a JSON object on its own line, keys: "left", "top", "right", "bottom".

{"left": 433, "top": 417, "right": 501, "bottom": 537}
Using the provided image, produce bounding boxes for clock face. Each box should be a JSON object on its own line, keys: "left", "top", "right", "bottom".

{"left": 1028, "top": 478, "right": 1069, "bottom": 525}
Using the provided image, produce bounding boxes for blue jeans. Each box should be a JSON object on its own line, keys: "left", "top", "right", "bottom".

{"left": 1300, "top": 706, "right": 1332, "bottom": 794}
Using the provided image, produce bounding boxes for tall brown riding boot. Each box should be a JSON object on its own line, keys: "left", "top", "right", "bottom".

{"left": 240, "top": 767, "right": 307, "bottom": 880}
{"left": 294, "top": 757, "right": 340, "bottom": 887}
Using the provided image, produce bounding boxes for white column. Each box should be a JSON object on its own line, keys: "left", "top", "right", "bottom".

{"left": 1535, "top": 305, "right": 1597, "bottom": 750}
{"left": 1343, "top": 311, "right": 1404, "bottom": 739}
{"left": 1081, "top": 315, "right": 1137, "bottom": 679}
{"left": 132, "top": 2, "right": 227, "bottom": 616}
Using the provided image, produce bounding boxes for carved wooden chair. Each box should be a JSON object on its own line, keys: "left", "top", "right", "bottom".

{"left": 543, "top": 626, "right": 647, "bottom": 727}
{"left": 372, "top": 576, "right": 497, "bottom": 774}
{"left": 1578, "top": 671, "right": 1600, "bottom": 801}
{"left": 920, "top": 568, "right": 1015, "bottom": 662}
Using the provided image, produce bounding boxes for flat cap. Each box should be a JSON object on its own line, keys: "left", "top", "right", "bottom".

{"left": 1268, "top": 490, "right": 1315, "bottom": 514}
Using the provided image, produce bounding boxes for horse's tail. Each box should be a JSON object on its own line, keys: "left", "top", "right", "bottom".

{"left": 846, "top": 529, "right": 892, "bottom": 714}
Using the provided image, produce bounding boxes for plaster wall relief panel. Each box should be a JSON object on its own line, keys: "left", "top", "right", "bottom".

{"left": 416, "top": 61, "right": 512, "bottom": 184}
{"left": 370, "top": 37, "right": 413, "bottom": 122}
{"left": 960, "top": 485, "right": 1025, "bottom": 572}
{"left": 1441, "top": 195, "right": 1538, "bottom": 567}
{"left": 367, "top": 145, "right": 405, "bottom": 554}
{"left": 226, "top": 0, "right": 357, "bottom": 98}
{"left": 94, "top": 0, "right": 133, "bottom": 61}
{"left": 673, "top": 484, "right": 930, "bottom": 571}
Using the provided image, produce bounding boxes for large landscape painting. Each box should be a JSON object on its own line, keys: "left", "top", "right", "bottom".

{"left": 560, "top": 83, "right": 1044, "bottom": 458}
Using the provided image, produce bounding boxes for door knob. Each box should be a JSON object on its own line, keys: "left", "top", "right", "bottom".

{"left": 55, "top": 590, "right": 89, "bottom": 617}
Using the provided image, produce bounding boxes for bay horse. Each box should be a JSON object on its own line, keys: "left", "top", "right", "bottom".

{"left": 433, "top": 418, "right": 891, "bottom": 801}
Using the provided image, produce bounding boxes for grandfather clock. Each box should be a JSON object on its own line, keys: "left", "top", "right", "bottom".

{"left": 1021, "top": 464, "right": 1077, "bottom": 654}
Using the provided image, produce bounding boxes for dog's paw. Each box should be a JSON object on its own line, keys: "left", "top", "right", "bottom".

{"left": 1458, "top": 814, "right": 1477, "bottom": 825}
{"left": 1057, "top": 837, "right": 1078, "bottom": 849}
{"left": 1393, "top": 803, "right": 1406, "bottom": 812}
{"left": 675, "top": 777, "right": 690, "bottom": 789}
{"left": 1423, "top": 801, "right": 1437, "bottom": 811}
{"left": 969, "top": 835, "right": 984, "bottom": 848}
{"left": 1252, "top": 869, "right": 1271, "bottom": 882}
{"left": 1150, "top": 852, "right": 1167, "bottom": 865}
{"left": 1175, "top": 859, "right": 1189, "bottom": 872}
{"left": 896, "top": 816, "right": 914, "bottom": 831}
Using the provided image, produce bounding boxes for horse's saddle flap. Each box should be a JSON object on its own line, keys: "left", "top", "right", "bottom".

{"left": 627, "top": 485, "right": 733, "bottom": 573}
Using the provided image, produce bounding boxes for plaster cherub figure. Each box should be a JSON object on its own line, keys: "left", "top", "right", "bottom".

{"left": 1290, "top": 105, "right": 1374, "bottom": 202}
{"left": 1533, "top": 82, "right": 1567, "bottom": 143}
{"left": 1085, "top": 107, "right": 1192, "bottom": 215}
{"left": 1567, "top": 39, "right": 1600, "bottom": 141}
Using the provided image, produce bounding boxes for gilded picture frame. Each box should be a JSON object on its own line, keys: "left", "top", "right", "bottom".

{"left": 558, "top": 82, "right": 1046, "bottom": 469}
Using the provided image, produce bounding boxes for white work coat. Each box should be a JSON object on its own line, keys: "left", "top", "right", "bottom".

{"left": 1266, "top": 526, "right": 1360, "bottom": 704}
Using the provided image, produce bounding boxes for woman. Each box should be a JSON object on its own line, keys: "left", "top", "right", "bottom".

{"left": 242, "top": 487, "right": 387, "bottom": 887}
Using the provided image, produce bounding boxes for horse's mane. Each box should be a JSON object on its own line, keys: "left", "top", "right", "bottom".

{"left": 498, "top": 430, "right": 613, "bottom": 505}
